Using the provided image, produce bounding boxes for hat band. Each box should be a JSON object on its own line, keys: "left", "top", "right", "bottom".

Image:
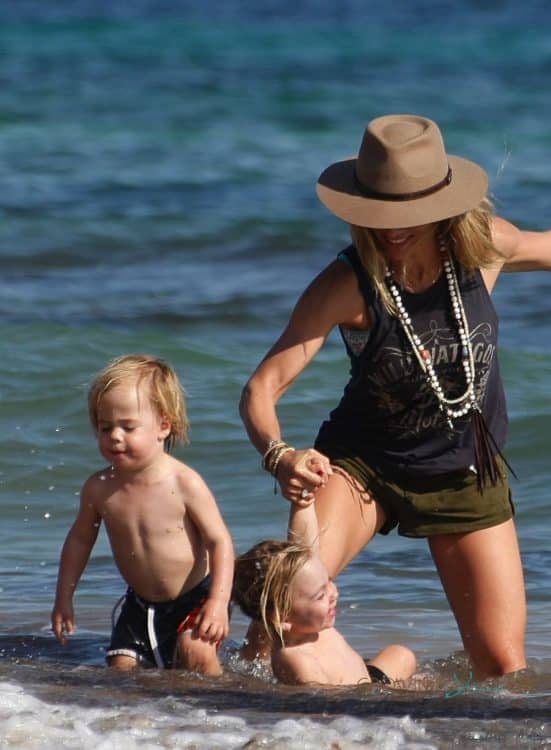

{"left": 354, "top": 166, "right": 452, "bottom": 202}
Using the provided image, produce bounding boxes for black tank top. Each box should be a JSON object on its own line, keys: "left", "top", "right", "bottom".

{"left": 315, "top": 245, "right": 508, "bottom": 477}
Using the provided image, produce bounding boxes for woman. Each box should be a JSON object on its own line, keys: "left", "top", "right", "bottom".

{"left": 239, "top": 114, "right": 551, "bottom": 678}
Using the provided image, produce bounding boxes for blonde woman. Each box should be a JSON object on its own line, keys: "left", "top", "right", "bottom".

{"left": 240, "top": 114, "right": 551, "bottom": 678}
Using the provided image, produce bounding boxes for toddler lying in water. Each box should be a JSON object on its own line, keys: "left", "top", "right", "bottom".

{"left": 233, "top": 501, "right": 416, "bottom": 686}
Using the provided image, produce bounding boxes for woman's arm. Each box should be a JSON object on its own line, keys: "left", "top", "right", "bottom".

{"left": 240, "top": 259, "right": 366, "bottom": 503}
{"left": 491, "top": 216, "right": 551, "bottom": 271}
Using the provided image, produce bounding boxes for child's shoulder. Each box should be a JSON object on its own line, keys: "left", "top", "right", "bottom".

{"left": 80, "top": 466, "right": 118, "bottom": 503}
{"left": 272, "top": 642, "right": 327, "bottom": 686}
{"left": 271, "top": 645, "right": 304, "bottom": 685}
{"left": 168, "top": 456, "right": 214, "bottom": 498}
{"left": 82, "top": 466, "right": 111, "bottom": 486}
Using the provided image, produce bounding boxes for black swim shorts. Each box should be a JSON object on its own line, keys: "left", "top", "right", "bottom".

{"left": 106, "top": 576, "right": 212, "bottom": 668}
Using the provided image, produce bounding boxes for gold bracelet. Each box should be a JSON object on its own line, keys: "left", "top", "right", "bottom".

{"left": 270, "top": 446, "right": 294, "bottom": 493}
{"left": 265, "top": 442, "right": 290, "bottom": 475}
{"left": 261, "top": 439, "right": 287, "bottom": 471}
{"left": 263, "top": 441, "right": 289, "bottom": 474}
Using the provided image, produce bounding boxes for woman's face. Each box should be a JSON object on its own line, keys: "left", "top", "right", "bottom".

{"left": 372, "top": 222, "right": 439, "bottom": 265}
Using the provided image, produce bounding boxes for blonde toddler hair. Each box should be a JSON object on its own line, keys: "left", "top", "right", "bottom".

{"left": 88, "top": 354, "right": 189, "bottom": 451}
{"left": 233, "top": 539, "right": 312, "bottom": 645}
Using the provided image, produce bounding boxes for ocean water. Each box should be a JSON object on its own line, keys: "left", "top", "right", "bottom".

{"left": 2, "top": 1, "right": 551, "bottom": 747}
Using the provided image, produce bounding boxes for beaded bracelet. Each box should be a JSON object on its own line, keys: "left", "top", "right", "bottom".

{"left": 270, "top": 445, "right": 294, "bottom": 476}
{"left": 261, "top": 439, "right": 287, "bottom": 471}
{"left": 262, "top": 440, "right": 295, "bottom": 493}
{"left": 266, "top": 443, "right": 292, "bottom": 474}
{"left": 270, "top": 446, "right": 294, "bottom": 494}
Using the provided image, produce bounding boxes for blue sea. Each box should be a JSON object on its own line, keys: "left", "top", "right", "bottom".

{"left": 2, "top": 1, "right": 551, "bottom": 747}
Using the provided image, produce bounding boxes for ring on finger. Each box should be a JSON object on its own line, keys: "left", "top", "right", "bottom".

{"left": 300, "top": 488, "right": 310, "bottom": 499}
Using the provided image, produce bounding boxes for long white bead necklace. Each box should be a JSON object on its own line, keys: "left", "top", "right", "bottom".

{"left": 385, "top": 238, "right": 478, "bottom": 430}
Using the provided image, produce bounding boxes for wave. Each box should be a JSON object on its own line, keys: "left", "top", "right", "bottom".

{"left": 3, "top": 635, "right": 551, "bottom": 712}
{"left": 2, "top": 640, "right": 551, "bottom": 750}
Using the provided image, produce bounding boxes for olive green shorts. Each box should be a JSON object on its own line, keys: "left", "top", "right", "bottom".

{"left": 326, "top": 453, "right": 514, "bottom": 538}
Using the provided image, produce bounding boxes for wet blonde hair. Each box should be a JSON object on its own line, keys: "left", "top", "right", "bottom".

{"left": 88, "top": 354, "right": 189, "bottom": 451}
{"left": 350, "top": 200, "right": 502, "bottom": 314}
{"left": 233, "top": 539, "right": 312, "bottom": 645}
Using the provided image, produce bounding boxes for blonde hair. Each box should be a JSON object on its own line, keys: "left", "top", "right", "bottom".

{"left": 350, "top": 200, "right": 502, "bottom": 314}
{"left": 88, "top": 354, "right": 189, "bottom": 451}
{"left": 233, "top": 539, "right": 312, "bottom": 645}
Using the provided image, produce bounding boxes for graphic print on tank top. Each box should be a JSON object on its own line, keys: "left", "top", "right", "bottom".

{"left": 357, "top": 318, "right": 496, "bottom": 440}
{"left": 328, "top": 246, "right": 507, "bottom": 473}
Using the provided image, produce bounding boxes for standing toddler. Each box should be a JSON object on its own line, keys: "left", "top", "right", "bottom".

{"left": 52, "top": 354, "right": 234, "bottom": 675}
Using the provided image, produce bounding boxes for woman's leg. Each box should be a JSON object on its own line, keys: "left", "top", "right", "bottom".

{"left": 314, "top": 469, "right": 387, "bottom": 577}
{"left": 429, "top": 519, "right": 526, "bottom": 678}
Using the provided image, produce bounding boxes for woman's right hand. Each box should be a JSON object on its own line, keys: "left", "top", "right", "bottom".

{"left": 275, "top": 447, "right": 332, "bottom": 505}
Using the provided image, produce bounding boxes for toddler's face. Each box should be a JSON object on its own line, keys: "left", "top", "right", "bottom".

{"left": 287, "top": 556, "right": 338, "bottom": 635}
{"left": 96, "top": 380, "right": 170, "bottom": 471}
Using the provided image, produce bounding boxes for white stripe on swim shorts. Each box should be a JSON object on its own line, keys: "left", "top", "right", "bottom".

{"left": 147, "top": 605, "right": 165, "bottom": 668}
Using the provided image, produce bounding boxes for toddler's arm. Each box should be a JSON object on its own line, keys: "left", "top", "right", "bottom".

{"left": 287, "top": 449, "right": 329, "bottom": 548}
{"left": 287, "top": 500, "right": 319, "bottom": 550}
{"left": 183, "top": 470, "right": 234, "bottom": 644}
{"left": 51, "top": 480, "right": 101, "bottom": 644}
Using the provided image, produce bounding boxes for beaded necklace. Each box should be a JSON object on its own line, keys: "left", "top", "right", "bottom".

{"left": 384, "top": 237, "right": 516, "bottom": 490}
{"left": 384, "top": 238, "right": 478, "bottom": 431}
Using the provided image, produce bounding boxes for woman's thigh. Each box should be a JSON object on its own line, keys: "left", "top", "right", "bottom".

{"left": 429, "top": 518, "right": 526, "bottom": 677}
{"left": 312, "top": 468, "right": 387, "bottom": 577}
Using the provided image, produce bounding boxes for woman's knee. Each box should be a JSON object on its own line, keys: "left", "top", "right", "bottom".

{"left": 466, "top": 629, "right": 526, "bottom": 678}
{"left": 429, "top": 522, "right": 527, "bottom": 678}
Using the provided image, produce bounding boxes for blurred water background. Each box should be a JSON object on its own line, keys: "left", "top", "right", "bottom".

{"left": 1, "top": 1, "right": 551, "bottom": 747}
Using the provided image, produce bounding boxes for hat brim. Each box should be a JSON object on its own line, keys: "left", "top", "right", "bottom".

{"left": 316, "top": 154, "right": 488, "bottom": 229}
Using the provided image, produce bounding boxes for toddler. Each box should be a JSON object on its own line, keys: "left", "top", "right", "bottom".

{"left": 233, "top": 502, "right": 415, "bottom": 685}
{"left": 52, "top": 354, "right": 234, "bottom": 675}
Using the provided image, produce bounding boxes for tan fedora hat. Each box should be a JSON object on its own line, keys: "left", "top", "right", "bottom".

{"left": 316, "top": 114, "right": 488, "bottom": 229}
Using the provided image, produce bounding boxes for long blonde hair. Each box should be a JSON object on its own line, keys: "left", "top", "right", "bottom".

{"left": 350, "top": 200, "right": 501, "bottom": 314}
{"left": 233, "top": 540, "right": 312, "bottom": 645}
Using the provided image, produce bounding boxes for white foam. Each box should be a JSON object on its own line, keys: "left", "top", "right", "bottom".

{"left": 0, "top": 681, "right": 437, "bottom": 749}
